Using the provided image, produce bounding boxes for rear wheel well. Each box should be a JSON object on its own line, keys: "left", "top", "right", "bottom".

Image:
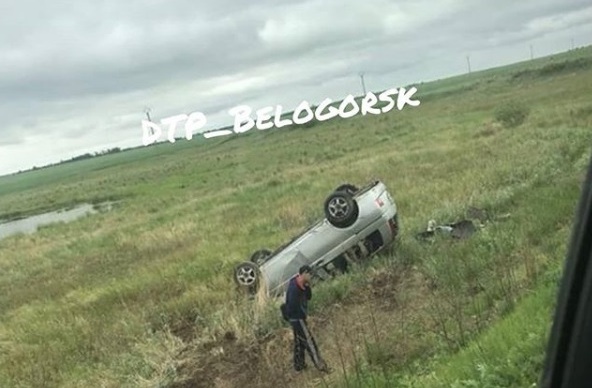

{"left": 335, "top": 183, "right": 359, "bottom": 195}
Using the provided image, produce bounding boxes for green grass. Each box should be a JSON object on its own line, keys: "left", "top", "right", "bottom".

{"left": 0, "top": 45, "right": 591, "bottom": 387}
{"left": 347, "top": 265, "right": 561, "bottom": 388}
{"left": 340, "top": 171, "right": 577, "bottom": 387}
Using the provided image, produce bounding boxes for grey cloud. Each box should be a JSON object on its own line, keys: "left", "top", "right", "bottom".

{"left": 0, "top": 0, "right": 301, "bottom": 102}
{"left": 446, "top": 1, "right": 592, "bottom": 47}
{"left": 0, "top": 130, "right": 26, "bottom": 147}
{"left": 1, "top": 0, "right": 465, "bottom": 104}
{"left": 1, "top": 0, "right": 592, "bottom": 175}
{"left": 2, "top": 20, "right": 263, "bottom": 102}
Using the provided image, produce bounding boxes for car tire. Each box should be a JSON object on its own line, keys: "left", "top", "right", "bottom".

{"left": 324, "top": 190, "right": 359, "bottom": 228}
{"left": 234, "top": 261, "right": 260, "bottom": 292}
{"left": 250, "top": 249, "right": 272, "bottom": 266}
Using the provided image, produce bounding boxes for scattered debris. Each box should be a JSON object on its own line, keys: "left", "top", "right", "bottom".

{"left": 415, "top": 219, "right": 477, "bottom": 241}
{"left": 415, "top": 220, "right": 438, "bottom": 241}
{"left": 415, "top": 207, "right": 510, "bottom": 243}
{"left": 446, "top": 219, "right": 477, "bottom": 239}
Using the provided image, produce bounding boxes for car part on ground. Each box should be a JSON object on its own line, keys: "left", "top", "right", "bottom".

{"left": 415, "top": 219, "right": 477, "bottom": 241}
{"left": 414, "top": 208, "right": 512, "bottom": 242}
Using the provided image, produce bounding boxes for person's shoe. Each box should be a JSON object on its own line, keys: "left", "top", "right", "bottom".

{"left": 316, "top": 361, "right": 331, "bottom": 373}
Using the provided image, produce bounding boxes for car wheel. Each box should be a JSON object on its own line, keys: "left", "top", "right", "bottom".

{"left": 324, "top": 190, "right": 359, "bottom": 228}
{"left": 250, "top": 249, "right": 272, "bottom": 266}
{"left": 234, "top": 261, "right": 260, "bottom": 290}
{"left": 335, "top": 183, "right": 359, "bottom": 195}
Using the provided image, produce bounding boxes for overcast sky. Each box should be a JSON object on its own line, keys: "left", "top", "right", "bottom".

{"left": 1, "top": 0, "right": 591, "bottom": 176}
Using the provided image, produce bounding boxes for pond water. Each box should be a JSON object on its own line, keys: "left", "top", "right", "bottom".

{"left": 0, "top": 202, "right": 115, "bottom": 241}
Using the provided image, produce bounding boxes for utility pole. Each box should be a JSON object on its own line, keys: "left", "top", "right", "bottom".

{"left": 530, "top": 44, "right": 534, "bottom": 60}
{"left": 359, "top": 72, "right": 367, "bottom": 95}
{"left": 144, "top": 107, "right": 154, "bottom": 136}
{"left": 466, "top": 56, "right": 471, "bottom": 74}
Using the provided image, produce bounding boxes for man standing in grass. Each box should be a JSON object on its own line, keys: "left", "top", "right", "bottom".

{"left": 284, "top": 265, "right": 330, "bottom": 373}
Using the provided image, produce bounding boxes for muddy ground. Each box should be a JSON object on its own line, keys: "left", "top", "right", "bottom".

{"left": 166, "top": 264, "right": 433, "bottom": 388}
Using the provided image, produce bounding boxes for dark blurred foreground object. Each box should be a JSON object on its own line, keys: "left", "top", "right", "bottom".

{"left": 540, "top": 152, "right": 592, "bottom": 387}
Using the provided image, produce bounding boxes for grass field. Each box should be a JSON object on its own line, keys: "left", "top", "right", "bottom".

{"left": 1, "top": 45, "right": 591, "bottom": 387}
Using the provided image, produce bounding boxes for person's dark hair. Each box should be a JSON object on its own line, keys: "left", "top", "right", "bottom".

{"left": 299, "top": 265, "right": 313, "bottom": 274}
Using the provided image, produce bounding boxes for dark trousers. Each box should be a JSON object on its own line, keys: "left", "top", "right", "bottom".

{"left": 290, "top": 318, "right": 325, "bottom": 371}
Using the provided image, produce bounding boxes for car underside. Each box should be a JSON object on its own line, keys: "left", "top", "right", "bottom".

{"left": 233, "top": 180, "right": 399, "bottom": 297}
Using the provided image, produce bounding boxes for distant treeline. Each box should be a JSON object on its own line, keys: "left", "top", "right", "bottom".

{"left": 64, "top": 147, "right": 123, "bottom": 162}
{"left": 22, "top": 147, "right": 122, "bottom": 174}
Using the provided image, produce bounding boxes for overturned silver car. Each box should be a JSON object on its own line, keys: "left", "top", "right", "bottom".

{"left": 233, "top": 180, "right": 400, "bottom": 297}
